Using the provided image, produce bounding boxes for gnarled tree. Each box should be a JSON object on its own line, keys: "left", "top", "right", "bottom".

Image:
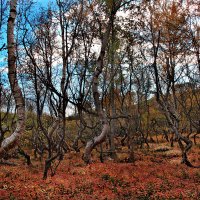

{"left": 0, "top": 0, "right": 25, "bottom": 158}
{"left": 83, "top": 0, "right": 129, "bottom": 164}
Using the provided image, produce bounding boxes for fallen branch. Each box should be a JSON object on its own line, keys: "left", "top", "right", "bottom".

{"left": 0, "top": 159, "right": 17, "bottom": 166}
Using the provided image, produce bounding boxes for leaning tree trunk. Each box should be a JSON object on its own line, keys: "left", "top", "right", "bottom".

{"left": 161, "top": 102, "right": 194, "bottom": 166}
{"left": 83, "top": 41, "right": 111, "bottom": 163}
{"left": 83, "top": 7, "right": 118, "bottom": 164}
{"left": 0, "top": 0, "right": 25, "bottom": 158}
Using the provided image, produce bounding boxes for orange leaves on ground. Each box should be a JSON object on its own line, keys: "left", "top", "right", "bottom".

{"left": 0, "top": 150, "right": 200, "bottom": 199}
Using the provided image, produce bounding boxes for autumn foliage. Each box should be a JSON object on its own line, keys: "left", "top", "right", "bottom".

{"left": 0, "top": 140, "right": 200, "bottom": 199}
{"left": 0, "top": 0, "right": 200, "bottom": 199}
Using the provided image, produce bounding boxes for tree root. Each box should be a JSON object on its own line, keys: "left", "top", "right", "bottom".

{"left": 0, "top": 159, "right": 17, "bottom": 166}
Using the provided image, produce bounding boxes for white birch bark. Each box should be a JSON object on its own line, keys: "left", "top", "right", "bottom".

{"left": 0, "top": 0, "right": 25, "bottom": 157}
{"left": 83, "top": 1, "right": 123, "bottom": 163}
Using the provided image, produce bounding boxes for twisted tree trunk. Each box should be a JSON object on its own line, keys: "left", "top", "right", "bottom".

{"left": 83, "top": 12, "right": 115, "bottom": 164}
{"left": 0, "top": 0, "right": 25, "bottom": 158}
{"left": 83, "top": 0, "right": 125, "bottom": 164}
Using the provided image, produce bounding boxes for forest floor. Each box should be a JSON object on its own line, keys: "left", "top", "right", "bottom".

{"left": 0, "top": 141, "right": 200, "bottom": 200}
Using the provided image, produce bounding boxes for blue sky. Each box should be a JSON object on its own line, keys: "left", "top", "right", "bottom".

{"left": 0, "top": 0, "right": 53, "bottom": 80}
{"left": 36, "top": 0, "right": 53, "bottom": 7}
{"left": 37, "top": 0, "right": 49, "bottom": 6}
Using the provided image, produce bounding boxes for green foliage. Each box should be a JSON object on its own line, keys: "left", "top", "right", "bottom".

{"left": 102, "top": 174, "right": 130, "bottom": 188}
{"left": 180, "top": 169, "right": 190, "bottom": 179}
{"left": 101, "top": 0, "right": 113, "bottom": 10}
{"left": 9, "top": 193, "right": 16, "bottom": 200}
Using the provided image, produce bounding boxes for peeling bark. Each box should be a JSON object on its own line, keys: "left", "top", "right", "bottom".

{"left": 0, "top": 0, "right": 25, "bottom": 158}
{"left": 83, "top": 1, "right": 123, "bottom": 164}
{"left": 83, "top": 114, "right": 109, "bottom": 164}
{"left": 83, "top": 16, "right": 113, "bottom": 164}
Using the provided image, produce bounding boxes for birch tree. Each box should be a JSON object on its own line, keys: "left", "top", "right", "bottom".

{"left": 83, "top": 0, "right": 131, "bottom": 164}
{"left": 0, "top": 0, "right": 25, "bottom": 158}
